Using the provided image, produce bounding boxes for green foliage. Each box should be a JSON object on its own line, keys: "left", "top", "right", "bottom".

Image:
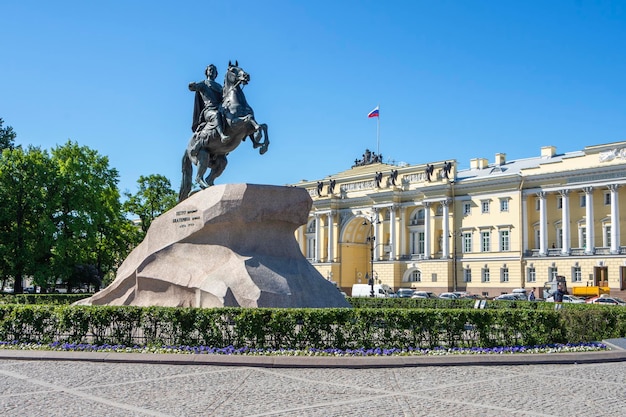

{"left": 0, "top": 139, "right": 139, "bottom": 293}
{"left": 0, "top": 118, "right": 16, "bottom": 151}
{"left": 49, "top": 141, "right": 125, "bottom": 288}
{"left": 1, "top": 304, "right": 623, "bottom": 349}
{"left": 0, "top": 146, "right": 57, "bottom": 292}
{"left": 123, "top": 174, "right": 177, "bottom": 235}
{"left": 0, "top": 294, "right": 90, "bottom": 305}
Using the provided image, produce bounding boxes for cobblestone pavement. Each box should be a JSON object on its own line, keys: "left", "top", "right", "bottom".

{"left": 1, "top": 354, "right": 625, "bottom": 417}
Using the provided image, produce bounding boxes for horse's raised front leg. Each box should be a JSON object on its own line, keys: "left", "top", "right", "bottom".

{"left": 258, "top": 124, "right": 269, "bottom": 155}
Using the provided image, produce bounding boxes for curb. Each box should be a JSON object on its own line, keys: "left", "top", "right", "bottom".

{"left": 1, "top": 341, "right": 625, "bottom": 368}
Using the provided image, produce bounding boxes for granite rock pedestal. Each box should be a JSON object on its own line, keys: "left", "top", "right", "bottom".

{"left": 78, "top": 184, "right": 349, "bottom": 308}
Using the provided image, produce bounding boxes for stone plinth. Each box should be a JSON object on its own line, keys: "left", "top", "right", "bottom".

{"left": 77, "top": 184, "right": 349, "bottom": 308}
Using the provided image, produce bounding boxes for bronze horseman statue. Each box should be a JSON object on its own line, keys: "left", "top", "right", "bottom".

{"left": 179, "top": 61, "right": 269, "bottom": 201}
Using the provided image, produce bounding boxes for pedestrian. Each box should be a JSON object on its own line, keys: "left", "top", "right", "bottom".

{"left": 553, "top": 284, "right": 564, "bottom": 302}
{"left": 528, "top": 287, "right": 536, "bottom": 301}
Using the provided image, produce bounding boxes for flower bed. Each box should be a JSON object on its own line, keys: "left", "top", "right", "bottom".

{"left": 0, "top": 340, "right": 609, "bottom": 356}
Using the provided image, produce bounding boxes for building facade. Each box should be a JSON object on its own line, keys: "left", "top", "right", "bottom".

{"left": 293, "top": 142, "right": 626, "bottom": 298}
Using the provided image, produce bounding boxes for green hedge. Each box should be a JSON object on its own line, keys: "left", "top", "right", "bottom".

{"left": 347, "top": 297, "right": 601, "bottom": 311}
{"left": 1, "top": 304, "right": 624, "bottom": 350}
{"left": 0, "top": 294, "right": 91, "bottom": 305}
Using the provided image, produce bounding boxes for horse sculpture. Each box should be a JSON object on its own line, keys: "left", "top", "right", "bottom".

{"left": 179, "top": 62, "right": 269, "bottom": 201}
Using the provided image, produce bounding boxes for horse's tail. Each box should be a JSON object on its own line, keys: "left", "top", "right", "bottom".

{"left": 179, "top": 151, "right": 192, "bottom": 202}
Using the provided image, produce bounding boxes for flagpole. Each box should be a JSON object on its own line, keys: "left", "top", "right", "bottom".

{"left": 376, "top": 104, "right": 380, "bottom": 157}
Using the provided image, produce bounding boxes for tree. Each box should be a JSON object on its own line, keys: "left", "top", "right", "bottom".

{"left": 48, "top": 141, "right": 129, "bottom": 291}
{"left": 0, "top": 146, "right": 56, "bottom": 293}
{"left": 0, "top": 118, "right": 17, "bottom": 151}
{"left": 123, "top": 174, "right": 177, "bottom": 235}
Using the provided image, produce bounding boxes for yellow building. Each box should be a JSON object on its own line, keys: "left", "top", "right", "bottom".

{"left": 294, "top": 141, "right": 626, "bottom": 299}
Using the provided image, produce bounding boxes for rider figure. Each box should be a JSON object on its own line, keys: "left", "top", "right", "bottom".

{"left": 189, "top": 64, "right": 230, "bottom": 145}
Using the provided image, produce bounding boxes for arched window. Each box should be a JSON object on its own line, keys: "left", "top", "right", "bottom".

{"left": 409, "top": 270, "right": 421, "bottom": 282}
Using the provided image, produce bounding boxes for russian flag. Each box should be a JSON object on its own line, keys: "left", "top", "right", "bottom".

{"left": 367, "top": 106, "right": 379, "bottom": 118}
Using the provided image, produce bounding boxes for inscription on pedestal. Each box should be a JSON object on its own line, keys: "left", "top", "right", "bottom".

{"left": 173, "top": 209, "right": 200, "bottom": 228}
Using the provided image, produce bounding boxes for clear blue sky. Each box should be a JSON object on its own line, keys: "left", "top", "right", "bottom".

{"left": 2, "top": 1, "right": 626, "bottom": 195}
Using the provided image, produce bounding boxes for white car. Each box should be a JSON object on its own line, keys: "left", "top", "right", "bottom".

{"left": 438, "top": 292, "right": 460, "bottom": 300}
{"left": 494, "top": 294, "right": 519, "bottom": 301}
{"left": 412, "top": 291, "right": 437, "bottom": 299}
{"left": 586, "top": 295, "right": 626, "bottom": 306}
{"left": 396, "top": 288, "right": 415, "bottom": 298}
{"left": 546, "top": 294, "right": 586, "bottom": 303}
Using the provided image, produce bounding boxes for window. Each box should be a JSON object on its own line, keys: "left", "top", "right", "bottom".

{"left": 535, "top": 198, "right": 540, "bottom": 211}
{"left": 527, "top": 266, "right": 536, "bottom": 283}
{"left": 501, "top": 267, "right": 509, "bottom": 283}
{"left": 481, "top": 200, "right": 490, "bottom": 214}
{"left": 555, "top": 228, "right": 563, "bottom": 249}
{"left": 481, "top": 267, "right": 490, "bottom": 283}
{"left": 580, "top": 195, "right": 586, "bottom": 208}
{"left": 499, "top": 230, "right": 510, "bottom": 251}
{"left": 463, "top": 202, "right": 471, "bottom": 215}
{"left": 410, "top": 209, "right": 424, "bottom": 226}
{"left": 572, "top": 266, "right": 582, "bottom": 283}
{"left": 463, "top": 268, "right": 472, "bottom": 282}
{"left": 418, "top": 232, "right": 425, "bottom": 254}
{"left": 481, "top": 231, "right": 490, "bottom": 252}
{"left": 604, "top": 192, "right": 611, "bottom": 205}
{"left": 409, "top": 270, "right": 421, "bottom": 282}
{"left": 431, "top": 273, "right": 437, "bottom": 282}
{"left": 557, "top": 196, "right": 563, "bottom": 209}
{"left": 436, "top": 204, "right": 443, "bottom": 215}
{"left": 549, "top": 267, "right": 558, "bottom": 281}
{"left": 463, "top": 232, "right": 472, "bottom": 253}
{"left": 500, "top": 199, "right": 509, "bottom": 212}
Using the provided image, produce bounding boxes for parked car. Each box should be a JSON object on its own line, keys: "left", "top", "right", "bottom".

{"left": 396, "top": 288, "right": 415, "bottom": 298}
{"left": 546, "top": 294, "right": 586, "bottom": 303}
{"left": 494, "top": 294, "right": 519, "bottom": 301}
{"left": 411, "top": 291, "right": 437, "bottom": 299}
{"left": 511, "top": 293, "right": 528, "bottom": 301}
{"left": 24, "top": 286, "right": 38, "bottom": 294}
{"left": 586, "top": 295, "right": 626, "bottom": 305}
{"left": 438, "top": 292, "right": 459, "bottom": 300}
{"left": 351, "top": 284, "right": 394, "bottom": 298}
{"left": 461, "top": 293, "right": 485, "bottom": 300}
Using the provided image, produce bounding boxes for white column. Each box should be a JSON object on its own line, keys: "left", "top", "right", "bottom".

{"left": 610, "top": 185, "right": 620, "bottom": 253}
{"left": 389, "top": 205, "right": 396, "bottom": 260}
{"left": 560, "top": 190, "right": 570, "bottom": 255}
{"left": 584, "top": 187, "right": 594, "bottom": 254}
{"left": 538, "top": 192, "right": 547, "bottom": 256}
{"left": 424, "top": 202, "right": 431, "bottom": 259}
{"left": 442, "top": 200, "right": 450, "bottom": 258}
{"left": 314, "top": 214, "right": 320, "bottom": 262}
{"left": 327, "top": 211, "right": 334, "bottom": 262}
{"left": 298, "top": 224, "right": 305, "bottom": 255}
{"left": 400, "top": 207, "right": 406, "bottom": 258}
{"left": 373, "top": 209, "right": 380, "bottom": 262}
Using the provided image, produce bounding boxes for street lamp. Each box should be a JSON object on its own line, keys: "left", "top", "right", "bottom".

{"left": 363, "top": 216, "right": 380, "bottom": 297}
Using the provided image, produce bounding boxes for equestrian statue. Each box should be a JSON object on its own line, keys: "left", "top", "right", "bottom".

{"left": 179, "top": 61, "right": 269, "bottom": 202}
